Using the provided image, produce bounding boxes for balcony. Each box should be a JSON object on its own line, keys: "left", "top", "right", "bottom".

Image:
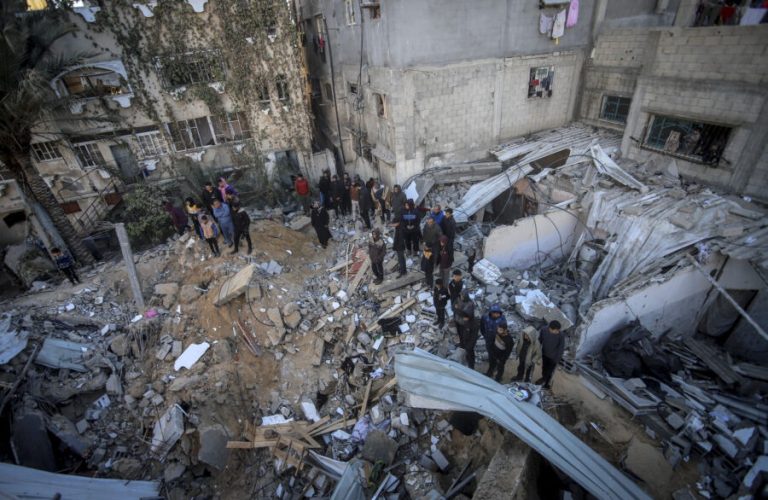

{"left": 50, "top": 60, "right": 134, "bottom": 114}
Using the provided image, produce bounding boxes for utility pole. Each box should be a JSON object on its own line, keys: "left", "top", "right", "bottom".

{"left": 114, "top": 223, "right": 145, "bottom": 311}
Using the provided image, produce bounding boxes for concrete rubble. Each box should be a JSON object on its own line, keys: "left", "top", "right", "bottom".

{"left": 0, "top": 122, "right": 764, "bottom": 498}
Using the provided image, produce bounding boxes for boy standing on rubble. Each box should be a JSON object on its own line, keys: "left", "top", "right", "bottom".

{"left": 368, "top": 228, "right": 386, "bottom": 285}
{"left": 51, "top": 247, "right": 80, "bottom": 285}
{"left": 536, "top": 320, "right": 564, "bottom": 390}
{"left": 480, "top": 304, "right": 507, "bottom": 342}
{"left": 449, "top": 269, "right": 464, "bottom": 310}
{"left": 433, "top": 278, "right": 450, "bottom": 328}
{"left": 420, "top": 244, "right": 436, "bottom": 287}
{"left": 485, "top": 322, "right": 514, "bottom": 382}
{"left": 199, "top": 215, "right": 221, "bottom": 257}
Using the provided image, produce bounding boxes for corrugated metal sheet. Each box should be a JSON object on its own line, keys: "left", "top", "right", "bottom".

{"left": 395, "top": 349, "right": 651, "bottom": 500}
{"left": 0, "top": 462, "right": 160, "bottom": 499}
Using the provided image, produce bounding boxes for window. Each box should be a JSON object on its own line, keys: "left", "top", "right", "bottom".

{"left": 324, "top": 83, "right": 333, "bottom": 101}
{"left": 257, "top": 81, "right": 270, "bottom": 104}
{"left": 160, "top": 51, "right": 223, "bottom": 88}
{"left": 58, "top": 67, "right": 127, "bottom": 98}
{"left": 374, "top": 93, "right": 386, "bottom": 118}
{"left": 31, "top": 142, "right": 62, "bottom": 162}
{"left": 165, "top": 117, "right": 215, "bottom": 151}
{"left": 368, "top": 4, "right": 381, "bottom": 19}
{"left": 600, "top": 95, "right": 631, "bottom": 124}
{"left": 345, "top": 0, "right": 356, "bottom": 25}
{"left": 644, "top": 115, "right": 731, "bottom": 166}
{"left": 348, "top": 82, "right": 359, "bottom": 95}
{"left": 73, "top": 142, "right": 106, "bottom": 168}
{"left": 135, "top": 130, "right": 168, "bottom": 158}
{"left": 310, "top": 78, "right": 322, "bottom": 100}
{"left": 276, "top": 75, "right": 289, "bottom": 101}
{"left": 528, "top": 66, "right": 554, "bottom": 98}
{"left": 210, "top": 112, "right": 251, "bottom": 143}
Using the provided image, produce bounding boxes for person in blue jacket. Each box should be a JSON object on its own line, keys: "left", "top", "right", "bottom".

{"left": 212, "top": 198, "right": 235, "bottom": 246}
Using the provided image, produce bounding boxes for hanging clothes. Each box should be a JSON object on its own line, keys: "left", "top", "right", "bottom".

{"left": 566, "top": 0, "right": 579, "bottom": 28}
{"left": 539, "top": 12, "right": 554, "bottom": 35}
{"left": 552, "top": 8, "right": 566, "bottom": 39}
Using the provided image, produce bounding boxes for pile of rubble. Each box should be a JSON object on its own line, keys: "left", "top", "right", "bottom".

{"left": 578, "top": 322, "right": 768, "bottom": 498}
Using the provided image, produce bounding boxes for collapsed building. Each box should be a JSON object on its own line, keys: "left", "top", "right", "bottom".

{"left": 1, "top": 119, "right": 767, "bottom": 498}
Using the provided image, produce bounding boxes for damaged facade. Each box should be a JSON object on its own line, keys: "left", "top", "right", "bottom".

{"left": 300, "top": 0, "right": 768, "bottom": 203}
{"left": 18, "top": 0, "right": 312, "bottom": 234}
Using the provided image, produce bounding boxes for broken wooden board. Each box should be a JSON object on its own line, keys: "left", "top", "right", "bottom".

{"left": 214, "top": 264, "right": 256, "bottom": 306}
{"left": 683, "top": 338, "right": 743, "bottom": 386}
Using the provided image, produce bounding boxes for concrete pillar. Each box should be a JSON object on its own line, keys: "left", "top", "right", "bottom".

{"left": 114, "top": 222, "right": 145, "bottom": 311}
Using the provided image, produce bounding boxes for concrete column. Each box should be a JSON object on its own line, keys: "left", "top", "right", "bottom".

{"left": 114, "top": 223, "right": 145, "bottom": 311}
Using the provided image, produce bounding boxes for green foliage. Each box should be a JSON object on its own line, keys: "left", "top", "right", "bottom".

{"left": 120, "top": 184, "right": 174, "bottom": 247}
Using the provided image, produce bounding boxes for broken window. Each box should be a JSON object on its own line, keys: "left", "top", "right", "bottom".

{"left": 135, "top": 130, "right": 168, "bottom": 158}
{"left": 276, "top": 75, "right": 289, "bottom": 101}
{"left": 3, "top": 211, "right": 27, "bottom": 228}
{"left": 374, "top": 93, "right": 386, "bottom": 118}
{"left": 528, "top": 66, "right": 554, "bottom": 98}
{"left": 368, "top": 3, "right": 381, "bottom": 20}
{"left": 165, "top": 117, "right": 215, "bottom": 151}
{"left": 210, "top": 112, "right": 251, "bottom": 143}
{"left": 600, "top": 95, "right": 631, "bottom": 124}
{"left": 73, "top": 142, "right": 106, "bottom": 168}
{"left": 256, "top": 81, "right": 271, "bottom": 105}
{"left": 345, "top": 0, "right": 356, "bottom": 25}
{"left": 159, "top": 51, "right": 223, "bottom": 88}
{"left": 348, "top": 82, "right": 359, "bottom": 95}
{"left": 58, "top": 67, "right": 127, "bottom": 98}
{"left": 31, "top": 141, "right": 62, "bottom": 162}
{"left": 643, "top": 115, "right": 732, "bottom": 166}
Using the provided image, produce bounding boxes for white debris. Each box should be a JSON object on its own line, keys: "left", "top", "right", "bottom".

{"left": 173, "top": 342, "right": 210, "bottom": 371}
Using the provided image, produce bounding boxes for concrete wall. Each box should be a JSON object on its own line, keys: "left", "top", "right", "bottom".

{"left": 0, "top": 181, "right": 31, "bottom": 248}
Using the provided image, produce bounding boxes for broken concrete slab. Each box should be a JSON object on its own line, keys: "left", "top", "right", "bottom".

{"left": 12, "top": 410, "right": 56, "bottom": 471}
{"left": 36, "top": 338, "right": 89, "bottom": 372}
{"left": 289, "top": 216, "right": 312, "bottom": 231}
{"left": 47, "top": 414, "right": 91, "bottom": 457}
{"left": 151, "top": 405, "right": 185, "bottom": 457}
{"left": 361, "top": 430, "right": 398, "bottom": 466}
{"left": 0, "top": 328, "right": 28, "bottom": 365}
{"left": 198, "top": 424, "right": 230, "bottom": 470}
{"left": 266, "top": 308, "right": 285, "bottom": 346}
{"left": 153, "top": 282, "right": 179, "bottom": 308}
{"left": 473, "top": 433, "right": 537, "bottom": 500}
{"left": 109, "top": 333, "right": 130, "bottom": 356}
{"left": 515, "top": 288, "right": 573, "bottom": 330}
{"left": 174, "top": 342, "right": 210, "bottom": 371}
{"left": 214, "top": 264, "right": 256, "bottom": 306}
{"left": 472, "top": 259, "right": 502, "bottom": 285}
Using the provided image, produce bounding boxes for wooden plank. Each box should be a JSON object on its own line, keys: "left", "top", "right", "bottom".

{"left": 310, "top": 418, "right": 357, "bottom": 436}
{"left": 226, "top": 440, "right": 278, "bottom": 449}
{"left": 360, "top": 379, "right": 373, "bottom": 418}
{"left": 368, "top": 299, "right": 418, "bottom": 333}
{"left": 348, "top": 257, "right": 370, "bottom": 292}
{"left": 345, "top": 321, "right": 357, "bottom": 343}
{"left": 327, "top": 259, "right": 352, "bottom": 272}
{"left": 684, "top": 338, "right": 742, "bottom": 386}
{"left": 371, "top": 376, "right": 398, "bottom": 402}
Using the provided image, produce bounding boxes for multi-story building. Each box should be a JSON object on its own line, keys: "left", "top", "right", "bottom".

{"left": 298, "top": 0, "right": 768, "bottom": 201}
{"left": 21, "top": 0, "right": 312, "bottom": 234}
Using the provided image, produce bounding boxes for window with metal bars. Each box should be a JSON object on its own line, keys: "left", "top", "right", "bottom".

{"left": 135, "top": 130, "right": 168, "bottom": 158}
{"left": 643, "top": 115, "right": 731, "bottom": 166}
{"left": 165, "top": 117, "right": 215, "bottom": 151}
{"left": 600, "top": 95, "right": 631, "bottom": 124}
{"left": 210, "top": 112, "right": 251, "bottom": 143}
{"left": 276, "top": 75, "right": 289, "bottom": 101}
{"left": 31, "top": 141, "right": 62, "bottom": 162}
{"left": 73, "top": 142, "right": 106, "bottom": 168}
{"left": 159, "top": 51, "right": 223, "bottom": 88}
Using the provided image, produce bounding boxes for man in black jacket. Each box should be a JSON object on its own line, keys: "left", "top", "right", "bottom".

{"left": 358, "top": 183, "right": 373, "bottom": 230}
{"left": 201, "top": 181, "right": 222, "bottom": 216}
{"left": 318, "top": 171, "right": 332, "bottom": 210}
{"left": 368, "top": 228, "right": 386, "bottom": 285}
{"left": 535, "top": 321, "right": 565, "bottom": 389}
{"left": 392, "top": 221, "right": 407, "bottom": 277}
{"left": 458, "top": 310, "right": 479, "bottom": 369}
{"left": 231, "top": 204, "right": 252, "bottom": 254}
{"left": 331, "top": 174, "right": 347, "bottom": 217}
{"left": 440, "top": 207, "right": 457, "bottom": 253}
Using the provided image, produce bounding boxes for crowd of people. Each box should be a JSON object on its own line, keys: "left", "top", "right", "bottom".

{"left": 162, "top": 177, "right": 252, "bottom": 256}
{"left": 296, "top": 170, "right": 566, "bottom": 388}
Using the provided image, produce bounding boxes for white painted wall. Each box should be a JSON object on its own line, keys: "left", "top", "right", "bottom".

{"left": 484, "top": 210, "right": 580, "bottom": 271}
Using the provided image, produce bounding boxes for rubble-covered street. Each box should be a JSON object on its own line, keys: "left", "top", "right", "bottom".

{"left": 2, "top": 122, "right": 767, "bottom": 499}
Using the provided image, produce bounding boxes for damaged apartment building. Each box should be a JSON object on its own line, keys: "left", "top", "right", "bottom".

{"left": 0, "top": 0, "right": 312, "bottom": 252}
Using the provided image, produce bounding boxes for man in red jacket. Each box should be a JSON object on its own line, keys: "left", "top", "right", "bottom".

{"left": 294, "top": 173, "right": 311, "bottom": 215}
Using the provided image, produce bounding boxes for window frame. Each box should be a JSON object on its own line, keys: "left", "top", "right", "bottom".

{"left": 210, "top": 112, "right": 252, "bottom": 143}
{"left": 165, "top": 117, "right": 216, "bottom": 152}
{"left": 31, "top": 141, "right": 63, "bottom": 162}
{"left": 344, "top": 0, "right": 356, "bottom": 25}
{"left": 527, "top": 66, "right": 554, "bottom": 99}
{"left": 374, "top": 92, "right": 386, "bottom": 118}
{"left": 73, "top": 141, "right": 106, "bottom": 168}
{"left": 600, "top": 95, "right": 632, "bottom": 124}
{"left": 642, "top": 114, "right": 732, "bottom": 167}
{"left": 135, "top": 130, "right": 169, "bottom": 159}
{"left": 158, "top": 50, "right": 224, "bottom": 89}
{"left": 276, "top": 75, "right": 289, "bottom": 102}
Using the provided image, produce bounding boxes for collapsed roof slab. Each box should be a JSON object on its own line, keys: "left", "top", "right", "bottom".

{"left": 395, "top": 349, "right": 651, "bottom": 500}
{"left": 484, "top": 209, "right": 581, "bottom": 271}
